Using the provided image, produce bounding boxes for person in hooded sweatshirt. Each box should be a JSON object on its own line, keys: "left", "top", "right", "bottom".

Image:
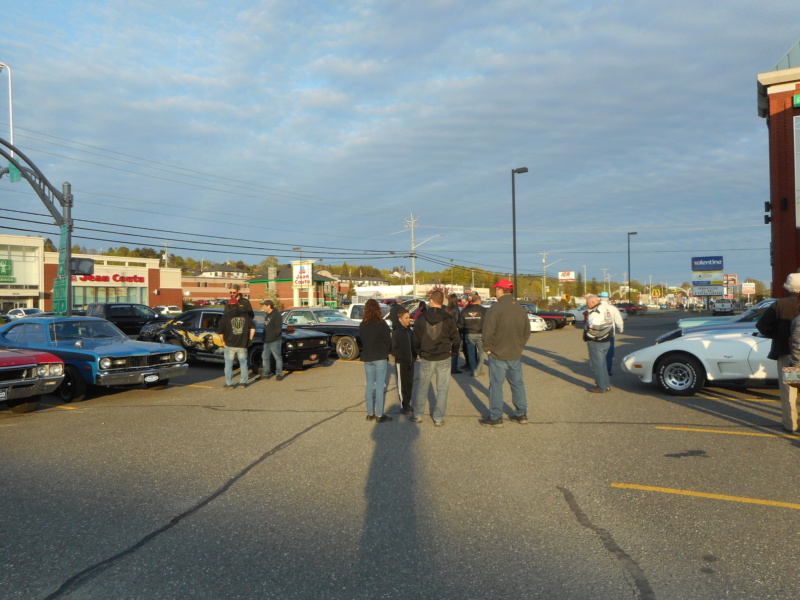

{"left": 410, "top": 289, "right": 461, "bottom": 427}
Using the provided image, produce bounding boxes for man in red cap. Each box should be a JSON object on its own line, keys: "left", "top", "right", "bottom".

{"left": 480, "top": 279, "right": 531, "bottom": 427}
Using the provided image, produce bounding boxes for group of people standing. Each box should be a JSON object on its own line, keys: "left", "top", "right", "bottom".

{"left": 358, "top": 279, "right": 531, "bottom": 428}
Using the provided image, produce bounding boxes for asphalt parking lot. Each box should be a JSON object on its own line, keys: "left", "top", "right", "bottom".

{"left": 2, "top": 311, "right": 798, "bottom": 599}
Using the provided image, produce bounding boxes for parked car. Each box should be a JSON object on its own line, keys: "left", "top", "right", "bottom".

{"left": 139, "top": 308, "right": 330, "bottom": 373}
{"left": 0, "top": 347, "right": 64, "bottom": 413}
{"left": 154, "top": 305, "right": 183, "bottom": 316}
{"left": 343, "top": 303, "right": 393, "bottom": 325}
{"left": 711, "top": 298, "right": 735, "bottom": 316}
{"left": 527, "top": 313, "right": 548, "bottom": 332}
{"left": 614, "top": 302, "right": 639, "bottom": 315}
{"left": 281, "top": 307, "right": 362, "bottom": 360}
{"left": 518, "top": 303, "right": 576, "bottom": 331}
{"left": 621, "top": 326, "right": 777, "bottom": 396}
{"left": 6, "top": 308, "right": 44, "bottom": 320}
{"left": 566, "top": 304, "right": 627, "bottom": 325}
{"left": 85, "top": 303, "right": 170, "bottom": 337}
{"left": 677, "top": 300, "right": 774, "bottom": 331}
{"left": 0, "top": 316, "right": 188, "bottom": 403}
{"left": 659, "top": 304, "right": 774, "bottom": 343}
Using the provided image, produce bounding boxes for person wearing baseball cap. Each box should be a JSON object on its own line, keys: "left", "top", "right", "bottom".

{"left": 480, "top": 279, "right": 531, "bottom": 427}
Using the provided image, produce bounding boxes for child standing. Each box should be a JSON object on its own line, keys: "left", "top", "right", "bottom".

{"left": 391, "top": 307, "right": 417, "bottom": 414}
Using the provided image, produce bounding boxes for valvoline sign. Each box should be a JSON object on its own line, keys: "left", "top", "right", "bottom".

{"left": 692, "top": 256, "right": 723, "bottom": 272}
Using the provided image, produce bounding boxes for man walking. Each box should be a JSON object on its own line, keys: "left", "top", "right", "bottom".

{"left": 480, "top": 279, "right": 531, "bottom": 427}
{"left": 459, "top": 291, "right": 487, "bottom": 376}
{"left": 411, "top": 290, "right": 460, "bottom": 426}
{"left": 583, "top": 293, "right": 620, "bottom": 393}
{"left": 598, "top": 291, "right": 624, "bottom": 375}
{"left": 218, "top": 298, "right": 255, "bottom": 389}
{"left": 260, "top": 299, "right": 284, "bottom": 381}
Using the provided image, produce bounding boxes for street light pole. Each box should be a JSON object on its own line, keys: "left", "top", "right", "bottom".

{"left": 627, "top": 231, "right": 637, "bottom": 303}
{"left": 406, "top": 213, "right": 444, "bottom": 298}
{"left": 511, "top": 167, "right": 528, "bottom": 299}
{"left": 0, "top": 62, "right": 13, "bottom": 155}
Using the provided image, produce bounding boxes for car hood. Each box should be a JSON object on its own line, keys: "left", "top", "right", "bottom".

{"left": 52, "top": 338, "right": 180, "bottom": 356}
{"left": 0, "top": 347, "right": 62, "bottom": 365}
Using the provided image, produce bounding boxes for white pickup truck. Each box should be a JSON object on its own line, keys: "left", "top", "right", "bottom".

{"left": 711, "top": 298, "right": 734, "bottom": 316}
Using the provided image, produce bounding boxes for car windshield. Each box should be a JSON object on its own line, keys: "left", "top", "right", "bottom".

{"left": 50, "top": 320, "right": 128, "bottom": 341}
{"left": 313, "top": 309, "right": 350, "bottom": 323}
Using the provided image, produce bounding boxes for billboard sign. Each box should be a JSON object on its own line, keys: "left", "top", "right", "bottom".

{"left": 292, "top": 262, "right": 313, "bottom": 288}
{"left": 692, "top": 272, "right": 723, "bottom": 285}
{"left": 558, "top": 271, "right": 576, "bottom": 282}
{"left": 741, "top": 282, "right": 756, "bottom": 294}
{"left": 692, "top": 285, "right": 725, "bottom": 296}
{"left": 692, "top": 256, "right": 723, "bottom": 272}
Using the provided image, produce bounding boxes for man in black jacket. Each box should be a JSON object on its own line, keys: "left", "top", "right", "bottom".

{"left": 260, "top": 299, "right": 284, "bottom": 381}
{"left": 756, "top": 273, "right": 800, "bottom": 432}
{"left": 459, "top": 292, "right": 487, "bottom": 376}
{"left": 218, "top": 298, "right": 255, "bottom": 389}
{"left": 410, "top": 290, "right": 460, "bottom": 426}
{"left": 391, "top": 307, "right": 417, "bottom": 414}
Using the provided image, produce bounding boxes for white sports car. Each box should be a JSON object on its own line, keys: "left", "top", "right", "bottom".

{"left": 621, "top": 326, "right": 778, "bottom": 396}
{"left": 528, "top": 314, "right": 548, "bottom": 333}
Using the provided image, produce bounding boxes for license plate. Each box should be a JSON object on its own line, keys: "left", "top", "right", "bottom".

{"left": 144, "top": 374, "right": 159, "bottom": 383}
{"left": 0, "top": 388, "right": 7, "bottom": 401}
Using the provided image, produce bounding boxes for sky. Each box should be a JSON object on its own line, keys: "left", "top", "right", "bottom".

{"left": 1, "top": 0, "right": 799, "bottom": 294}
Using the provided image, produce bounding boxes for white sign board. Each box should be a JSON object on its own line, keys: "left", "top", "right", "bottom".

{"left": 741, "top": 282, "right": 756, "bottom": 294}
{"left": 558, "top": 271, "right": 576, "bottom": 282}
{"left": 691, "top": 272, "right": 723, "bottom": 285}
{"left": 692, "top": 285, "right": 725, "bottom": 296}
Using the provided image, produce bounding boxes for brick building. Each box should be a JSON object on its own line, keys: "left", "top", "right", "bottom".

{"left": 757, "top": 41, "right": 800, "bottom": 294}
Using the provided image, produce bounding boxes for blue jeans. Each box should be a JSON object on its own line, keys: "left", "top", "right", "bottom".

{"left": 488, "top": 356, "right": 527, "bottom": 420}
{"left": 261, "top": 339, "right": 283, "bottom": 376}
{"left": 587, "top": 341, "right": 611, "bottom": 390}
{"left": 606, "top": 337, "right": 615, "bottom": 374}
{"left": 413, "top": 358, "right": 451, "bottom": 423}
{"left": 224, "top": 345, "right": 249, "bottom": 386}
{"left": 465, "top": 333, "right": 485, "bottom": 375}
{"left": 364, "top": 360, "right": 389, "bottom": 416}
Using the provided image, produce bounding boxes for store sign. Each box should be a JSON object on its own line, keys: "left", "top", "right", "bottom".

{"left": 692, "top": 285, "right": 725, "bottom": 296}
{"left": 741, "top": 282, "right": 756, "bottom": 294}
{"left": 558, "top": 271, "right": 576, "bottom": 282}
{"left": 71, "top": 274, "right": 145, "bottom": 283}
{"left": 692, "top": 256, "right": 723, "bottom": 272}
{"left": 293, "top": 263, "right": 313, "bottom": 288}
{"left": 692, "top": 272, "right": 723, "bottom": 285}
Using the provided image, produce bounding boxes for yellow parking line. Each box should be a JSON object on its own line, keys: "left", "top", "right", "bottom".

{"left": 57, "top": 405, "right": 78, "bottom": 410}
{"left": 177, "top": 384, "right": 215, "bottom": 389}
{"left": 655, "top": 426, "right": 798, "bottom": 439}
{"left": 612, "top": 483, "right": 800, "bottom": 510}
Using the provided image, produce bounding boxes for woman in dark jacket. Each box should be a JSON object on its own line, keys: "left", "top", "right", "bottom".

{"left": 446, "top": 293, "right": 462, "bottom": 373}
{"left": 358, "top": 299, "right": 393, "bottom": 423}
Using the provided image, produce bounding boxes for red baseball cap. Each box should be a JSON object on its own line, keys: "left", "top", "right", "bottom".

{"left": 493, "top": 279, "right": 514, "bottom": 290}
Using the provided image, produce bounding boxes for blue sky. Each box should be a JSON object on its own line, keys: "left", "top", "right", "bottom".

{"left": 1, "top": 0, "right": 798, "bottom": 292}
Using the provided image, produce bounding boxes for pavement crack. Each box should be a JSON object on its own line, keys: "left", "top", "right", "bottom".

{"left": 42, "top": 402, "right": 361, "bottom": 600}
{"left": 558, "top": 486, "right": 656, "bottom": 600}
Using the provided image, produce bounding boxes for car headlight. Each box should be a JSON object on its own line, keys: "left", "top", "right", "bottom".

{"left": 286, "top": 342, "right": 295, "bottom": 351}
{"left": 36, "top": 365, "right": 48, "bottom": 376}
{"left": 99, "top": 357, "right": 112, "bottom": 369}
{"left": 50, "top": 363, "right": 64, "bottom": 376}
{"left": 174, "top": 350, "right": 186, "bottom": 362}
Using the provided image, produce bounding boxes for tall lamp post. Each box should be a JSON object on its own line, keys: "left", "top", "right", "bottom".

{"left": 511, "top": 167, "right": 528, "bottom": 299}
{"left": 0, "top": 62, "right": 13, "bottom": 153}
{"left": 411, "top": 233, "right": 444, "bottom": 298}
{"left": 627, "top": 231, "right": 637, "bottom": 303}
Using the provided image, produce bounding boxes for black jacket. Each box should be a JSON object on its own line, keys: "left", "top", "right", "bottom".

{"left": 458, "top": 303, "right": 486, "bottom": 334}
{"left": 391, "top": 324, "right": 416, "bottom": 364}
{"left": 262, "top": 309, "right": 283, "bottom": 343}
{"left": 756, "top": 296, "right": 798, "bottom": 359}
{"left": 358, "top": 319, "right": 392, "bottom": 362}
{"left": 413, "top": 306, "right": 460, "bottom": 361}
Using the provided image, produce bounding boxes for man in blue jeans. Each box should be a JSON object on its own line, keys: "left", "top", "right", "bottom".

{"left": 411, "top": 290, "right": 461, "bottom": 426}
{"left": 259, "top": 299, "right": 284, "bottom": 381}
{"left": 480, "top": 279, "right": 532, "bottom": 427}
{"left": 218, "top": 298, "right": 255, "bottom": 389}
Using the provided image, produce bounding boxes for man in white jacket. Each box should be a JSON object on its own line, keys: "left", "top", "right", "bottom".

{"left": 584, "top": 294, "right": 624, "bottom": 393}
{"left": 598, "top": 291, "right": 624, "bottom": 375}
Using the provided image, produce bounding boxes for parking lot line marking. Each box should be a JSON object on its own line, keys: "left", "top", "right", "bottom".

{"left": 176, "top": 384, "right": 214, "bottom": 389}
{"left": 612, "top": 483, "right": 800, "bottom": 510}
{"left": 655, "top": 426, "right": 798, "bottom": 439}
{"left": 695, "top": 392, "right": 779, "bottom": 402}
{"left": 56, "top": 405, "right": 78, "bottom": 410}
